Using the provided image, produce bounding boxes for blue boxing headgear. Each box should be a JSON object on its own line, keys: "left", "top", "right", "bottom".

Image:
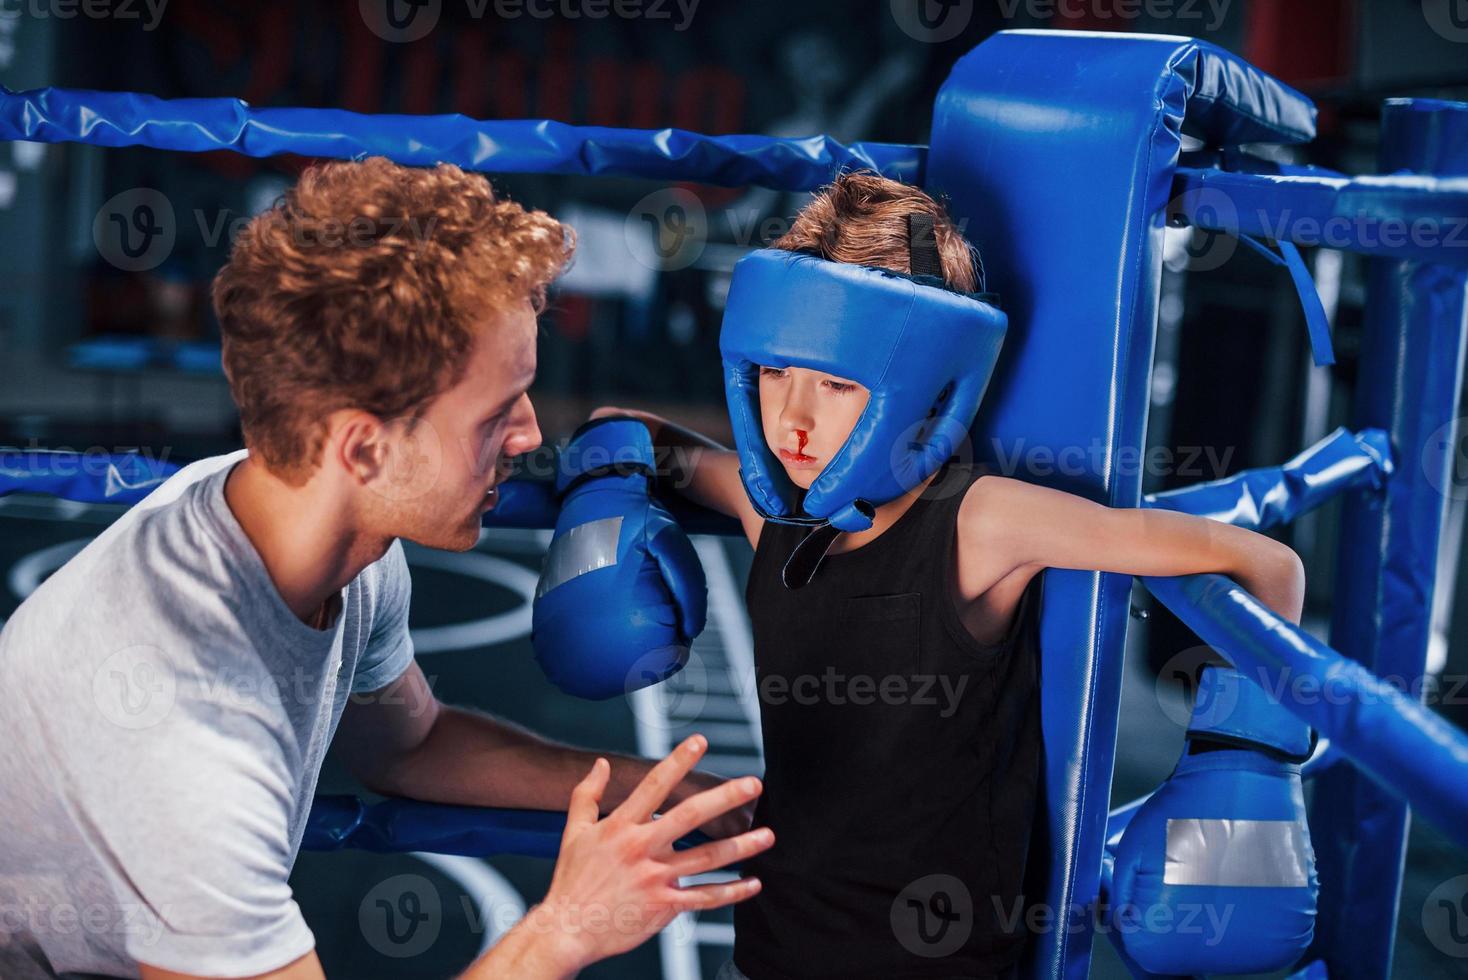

{"left": 719, "top": 215, "right": 1008, "bottom": 587}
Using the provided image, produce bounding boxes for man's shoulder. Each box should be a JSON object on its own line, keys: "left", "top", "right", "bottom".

{"left": 57, "top": 448, "right": 246, "bottom": 567}
{"left": 135, "top": 448, "right": 248, "bottom": 511}
{"left": 6, "top": 454, "right": 250, "bottom": 649}
{"left": 84, "top": 476, "right": 235, "bottom": 592}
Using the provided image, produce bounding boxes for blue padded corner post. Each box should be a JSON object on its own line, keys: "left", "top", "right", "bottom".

{"left": 923, "top": 30, "right": 1316, "bottom": 980}
{"left": 1307, "top": 97, "right": 1468, "bottom": 980}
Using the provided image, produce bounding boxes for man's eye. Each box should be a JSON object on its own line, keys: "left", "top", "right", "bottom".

{"left": 825, "top": 381, "right": 855, "bottom": 393}
{"left": 759, "top": 367, "right": 786, "bottom": 378}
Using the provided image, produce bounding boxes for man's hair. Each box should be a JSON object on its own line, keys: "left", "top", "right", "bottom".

{"left": 211, "top": 157, "right": 574, "bottom": 484}
{"left": 771, "top": 170, "right": 978, "bottom": 292}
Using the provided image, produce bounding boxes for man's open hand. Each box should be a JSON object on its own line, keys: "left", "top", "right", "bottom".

{"left": 524, "top": 734, "right": 772, "bottom": 974}
{"left": 676, "top": 768, "right": 758, "bottom": 840}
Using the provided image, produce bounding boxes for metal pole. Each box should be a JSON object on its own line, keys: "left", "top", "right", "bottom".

{"left": 1308, "top": 97, "right": 1468, "bottom": 978}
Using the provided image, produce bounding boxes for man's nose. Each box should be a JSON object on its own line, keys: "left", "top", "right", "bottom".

{"left": 505, "top": 394, "right": 542, "bottom": 459}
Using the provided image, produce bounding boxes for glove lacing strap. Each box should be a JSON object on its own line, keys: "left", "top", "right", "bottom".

{"left": 553, "top": 415, "right": 659, "bottom": 501}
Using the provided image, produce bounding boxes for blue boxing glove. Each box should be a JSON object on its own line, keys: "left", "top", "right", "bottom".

{"left": 531, "top": 417, "right": 707, "bottom": 700}
{"left": 1109, "top": 664, "right": 1319, "bottom": 975}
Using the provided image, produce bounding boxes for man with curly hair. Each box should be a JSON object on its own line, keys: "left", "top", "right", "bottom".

{"left": 0, "top": 158, "right": 769, "bottom": 980}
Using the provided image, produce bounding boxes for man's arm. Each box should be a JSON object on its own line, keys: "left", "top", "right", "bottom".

{"left": 140, "top": 950, "right": 325, "bottom": 980}
{"left": 143, "top": 738, "right": 771, "bottom": 980}
{"left": 332, "top": 662, "right": 746, "bottom": 833}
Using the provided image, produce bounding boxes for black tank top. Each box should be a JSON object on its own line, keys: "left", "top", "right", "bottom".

{"left": 733, "top": 457, "right": 1043, "bottom": 980}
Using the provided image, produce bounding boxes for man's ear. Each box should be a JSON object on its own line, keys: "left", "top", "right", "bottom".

{"left": 344, "top": 412, "right": 447, "bottom": 503}
{"left": 330, "top": 410, "right": 390, "bottom": 486}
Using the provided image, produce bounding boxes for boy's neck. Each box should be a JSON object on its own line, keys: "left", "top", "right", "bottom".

{"left": 825, "top": 468, "right": 942, "bottom": 555}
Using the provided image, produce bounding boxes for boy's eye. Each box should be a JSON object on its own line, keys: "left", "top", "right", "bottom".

{"left": 758, "top": 367, "right": 853, "bottom": 392}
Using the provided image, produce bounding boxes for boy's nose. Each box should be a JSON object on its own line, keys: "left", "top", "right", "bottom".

{"left": 779, "top": 405, "right": 814, "bottom": 438}
{"left": 775, "top": 385, "right": 816, "bottom": 435}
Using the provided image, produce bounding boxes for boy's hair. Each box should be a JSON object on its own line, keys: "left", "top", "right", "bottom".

{"left": 771, "top": 170, "right": 978, "bottom": 292}
{"left": 211, "top": 157, "right": 574, "bottom": 485}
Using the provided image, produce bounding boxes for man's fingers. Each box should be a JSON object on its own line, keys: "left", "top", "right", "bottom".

{"left": 613, "top": 734, "right": 707, "bottom": 824}
{"left": 650, "top": 776, "right": 762, "bottom": 850}
{"left": 672, "top": 876, "right": 763, "bottom": 912}
{"left": 667, "top": 827, "right": 774, "bottom": 878}
{"left": 565, "top": 757, "right": 609, "bottom": 835}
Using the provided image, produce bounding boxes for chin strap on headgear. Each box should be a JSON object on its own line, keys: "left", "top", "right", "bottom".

{"left": 718, "top": 214, "right": 1007, "bottom": 588}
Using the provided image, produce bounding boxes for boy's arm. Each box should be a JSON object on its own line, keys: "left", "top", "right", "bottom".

{"left": 588, "top": 406, "right": 762, "bottom": 545}
{"left": 961, "top": 475, "right": 1306, "bottom": 624}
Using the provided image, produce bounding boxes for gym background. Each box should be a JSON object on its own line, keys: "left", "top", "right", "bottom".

{"left": 1, "top": 2, "right": 1466, "bottom": 977}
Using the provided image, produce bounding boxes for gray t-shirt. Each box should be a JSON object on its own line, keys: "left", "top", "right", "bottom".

{"left": 0, "top": 449, "right": 415, "bottom": 978}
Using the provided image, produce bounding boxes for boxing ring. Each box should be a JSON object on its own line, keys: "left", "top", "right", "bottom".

{"left": 4, "top": 28, "right": 1468, "bottom": 980}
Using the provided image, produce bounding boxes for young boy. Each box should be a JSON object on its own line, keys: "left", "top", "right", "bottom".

{"left": 593, "top": 172, "right": 1304, "bottom": 979}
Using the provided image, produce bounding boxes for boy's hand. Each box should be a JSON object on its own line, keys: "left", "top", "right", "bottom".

{"left": 590, "top": 405, "right": 652, "bottom": 424}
